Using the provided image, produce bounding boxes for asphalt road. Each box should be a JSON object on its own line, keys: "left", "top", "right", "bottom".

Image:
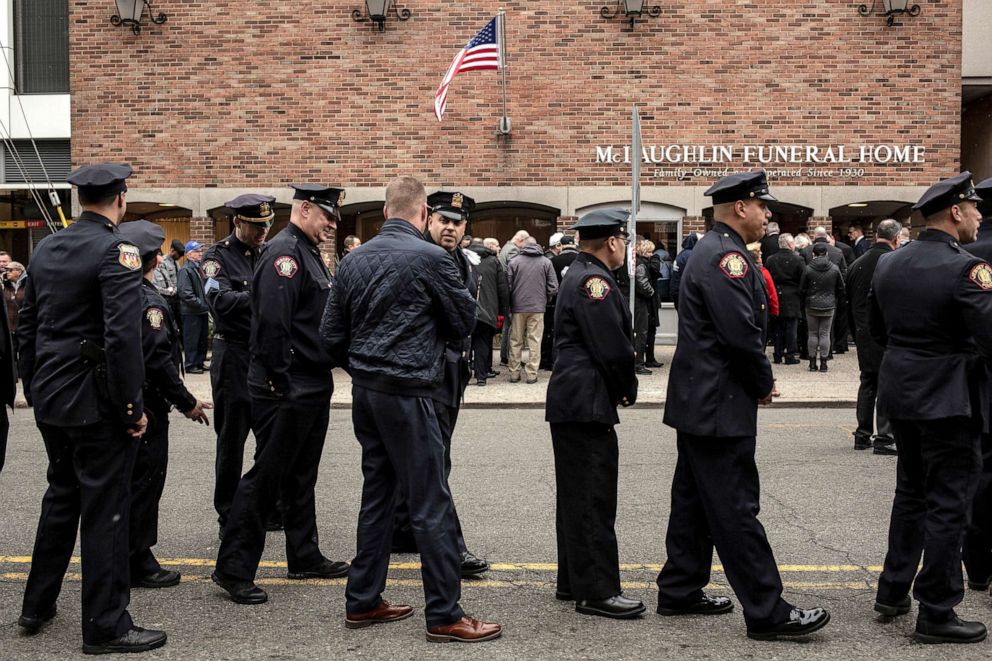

{"left": 1, "top": 407, "right": 990, "bottom": 660}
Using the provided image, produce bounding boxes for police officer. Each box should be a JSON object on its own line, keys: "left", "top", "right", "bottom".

{"left": 17, "top": 164, "right": 167, "bottom": 653}
{"left": 0, "top": 257, "right": 15, "bottom": 474}
{"left": 202, "top": 194, "right": 273, "bottom": 538}
{"left": 119, "top": 220, "right": 210, "bottom": 590}
{"left": 870, "top": 172, "right": 992, "bottom": 644}
{"left": 963, "top": 176, "right": 992, "bottom": 594}
{"left": 212, "top": 184, "right": 350, "bottom": 604}
{"left": 546, "top": 208, "right": 642, "bottom": 619}
{"left": 658, "top": 171, "right": 829, "bottom": 640}
{"left": 392, "top": 191, "right": 488, "bottom": 576}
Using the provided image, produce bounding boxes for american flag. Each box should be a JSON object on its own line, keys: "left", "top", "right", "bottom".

{"left": 434, "top": 16, "right": 501, "bottom": 121}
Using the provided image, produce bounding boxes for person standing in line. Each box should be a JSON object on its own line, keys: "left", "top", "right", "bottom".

{"left": 467, "top": 237, "right": 509, "bottom": 387}
{"left": 153, "top": 239, "right": 185, "bottom": 334}
{"left": 177, "top": 240, "right": 208, "bottom": 373}
{"left": 670, "top": 232, "right": 701, "bottom": 310}
{"left": 849, "top": 224, "right": 870, "bottom": 258}
{"left": 341, "top": 234, "right": 361, "bottom": 259}
{"left": 759, "top": 221, "right": 780, "bottom": 264}
{"left": 633, "top": 240, "right": 656, "bottom": 375}
{"left": 658, "top": 170, "right": 829, "bottom": 641}
{"left": 201, "top": 194, "right": 274, "bottom": 539}
{"left": 845, "top": 219, "right": 901, "bottom": 454}
{"left": 764, "top": 233, "right": 804, "bottom": 365}
{"left": 506, "top": 237, "right": 558, "bottom": 384}
{"left": 799, "top": 242, "right": 844, "bottom": 372}
{"left": 17, "top": 163, "right": 166, "bottom": 653}
{"left": 212, "top": 184, "right": 351, "bottom": 605}
{"left": 321, "top": 176, "right": 501, "bottom": 643}
{"left": 0, "top": 259, "right": 15, "bottom": 475}
{"left": 539, "top": 232, "right": 565, "bottom": 371}
{"left": 870, "top": 172, "right": 992, "bottom": 644}
{"left": 498, "top": 230, "right": 529, "bottom": 366}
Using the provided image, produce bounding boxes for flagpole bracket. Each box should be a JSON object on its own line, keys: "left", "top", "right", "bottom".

{"left": 496, "top": 116, "right": 512, "bottom": 137}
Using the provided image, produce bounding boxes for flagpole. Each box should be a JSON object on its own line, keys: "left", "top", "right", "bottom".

{"left": 498, "top": 9, "right": 510, "bottom": 134}
{"left": 629, "top": 105, "right": 641, "bottom": 324}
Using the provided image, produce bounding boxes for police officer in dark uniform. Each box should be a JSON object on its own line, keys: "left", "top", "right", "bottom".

{"left": 658, "top": 171, "right": 829, "bottom": 641}
{"left": 213, "top": 184, "right": 350, "bottom": 604}
{"left": 17, "top": 164, "right": 167, "bottom": 654}
{"left": 201, "top": 194, "right": 274, "bottom": 538}
{"left": 119, "top": 220, "right": 210, "bottom": 590}
{"left": 392, "top": 191, "right": 489, "bottom": 576}
{"left": 871, "top": 172, "right": 992, "bottom": 644}
{"left": 0, "top": 260, "right": 15, "bottom": 474}
{"left": 963, "top": 176, "right": 992, "bottom": 595}
{"left": 546, "top": 208, "right": 642, "bottom": 619}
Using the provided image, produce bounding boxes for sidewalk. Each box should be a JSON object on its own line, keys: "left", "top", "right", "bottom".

{"left": 16, "top": 347, "right": 858, "bottom": 410}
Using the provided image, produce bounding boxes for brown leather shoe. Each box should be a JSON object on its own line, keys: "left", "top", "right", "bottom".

{"left": 426, "top": 615, "right": 502, "bottom": 643}
{"left": 345, "top": 600, "right": 414, "bottom": 629}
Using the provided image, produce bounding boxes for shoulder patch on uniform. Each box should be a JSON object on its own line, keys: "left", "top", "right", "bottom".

{"left": 719, "top": 252, "right": 749, "bottom": 279}
{"left": 582, "top": 275, "right": 611, "bottom": 301}
{"left": 969, "top": 262, "right": 992, "bottom": 290}
{"left": 273, "top": 255, "right": 299, "bottom": 278}
{"left": 118, "top": 243, "right": 141, "bottom": 271}
{"left": 146, "top": 307, "right": 165, "bottom": 331}
{"left": 201, "top": 259, "right": 222, "bottom": 278}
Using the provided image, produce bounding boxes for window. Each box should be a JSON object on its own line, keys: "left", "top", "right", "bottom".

{"left": 14, "top": 0, "right": 70, "bottom": 94}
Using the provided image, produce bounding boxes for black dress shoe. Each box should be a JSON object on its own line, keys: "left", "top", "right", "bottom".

{"left": 657, "top": 594, "right": 734, "bottom": 616}
{"left": 475, "top": 378, "right": 486, "bottom": 386}
{"left": 211, "top": 571, "right": 268, "bottom": 604}
{"left": 288, "top": 557, "right": 350, "bottom": 580}
{"left": 264, "top": 518, "right": 284, "bottom": 532}
{"left": 747, "top": 607, "right": 830, "bottom": 640}
{"left": 132, "top": 568, "right": 181, "bottom": 589}
{"left": 645, "top": 361, "right": 664, "bottom": 368}
{"left": 873, "top": 441, "right": 897, "bottom": 456}
{"left": 874, "top": 594, "right": 911, "bottom": 617}
{"left": 555, "top": 589, "right": 574, "bottom": 601}
{"left": 853, "top": 434, "right": 872, "bottom": 451}
{"left": 635, "top": 366, "right": 652, "bottom": 375}
{"left": 81, "top": 627, "right": 167, "bottom": 655}
{"left": 487, "top": 370, "right": 500, "bottom": 378}
{"left": 773, "top": 356, "right": 782, "bottom": 364}
{"left": 576, "top": 594, "right": 646, "bottom": 619}
{"left": 784, "top": 356, "right": 800, "bottom": 365}
{"left": 460, "top": 551, "right": 489, "bottom": 577}
{"left": 967, "top": 575, "right": 992, "bottom": 591}
{"left": 915, "top": 616, "right": 987, "bottom": 644}
{"left": 18, "top": 606, "right": 56, "bottom": 634}
{"left": 186, "top": 367, "right": 204, "bottom": 375}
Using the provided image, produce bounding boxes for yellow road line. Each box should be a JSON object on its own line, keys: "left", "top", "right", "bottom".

{"left": 0, "top": 556, "right": 885, "bottom": 573}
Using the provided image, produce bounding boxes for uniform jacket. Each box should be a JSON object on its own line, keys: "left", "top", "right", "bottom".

{"left": 467, "top": 244, "right": 508, "bottom": 329}
{"left": 845, "top": 242, "right": 892, "bottom": 373}
{"left": 870, "top": 229, "right": 992, "bottom": 424}
{"left": 248, "top": 222, "right": 334, "bottom": 401}
{"left": 670, "top": 233, "right": 699, "bottom": 310}
{"left": 764, "top": 248, "right": 805, "bottom": 319}
{"left": 664, "top": 222, "right": 774, "bottom": 438}
{"left": 152, "top": 254, "right": 180, "bottom": 297}
{"left": 546, "top": 252, "right": 637, "bottom": 425}
{"left": 202, "top": 233, "right": 259, "bottom": 343}
{"left": 0, "top": 290, "right": 15, "bottom": 409}
{"left": 140, "top": 279, "right": 196, "bottom": 414}
{"left": 507, "top": 244, "right": 558, "bottom": 313}
{"left": 431, "top": 240, "right": 479, "bottom": 408}
{"left": 320, "top": 218, "right": 477, "bottom": 396}
{"left": 17, "top": 211, "right": 144, "bottom": 426}
{"left": 799, "top": 256, "right": 845, "bottom": 313}
{"left": 177, "top": 258, "right": 209, "bottom": 316}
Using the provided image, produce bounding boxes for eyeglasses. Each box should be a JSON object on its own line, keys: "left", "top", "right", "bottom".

{"left": 612, "top": 233, "right": 632, "bottom": 246}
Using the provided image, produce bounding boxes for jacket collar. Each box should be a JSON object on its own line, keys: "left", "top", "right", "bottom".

{"left": 77, "top": 210, "right": 116, "bottom": 230}
{"left": 710, "top": 222, "right": 747, "bottom": 249}
{"left": 577, "top": 251, "right": 613, "bottom": 273}
{"left": 224, "top": 232, "right": 256, "bottom": 255}
{"left": 382, "top": 218, "right": 427, "bottom": 240}
{"left": 285, "top": 221, "right": 317, "bottom": 247}
{"left": 918, "top": 228, "right": 960, "bottom": 247}
{"left": 869, "top": 242, "right": 893, "bottom": 254}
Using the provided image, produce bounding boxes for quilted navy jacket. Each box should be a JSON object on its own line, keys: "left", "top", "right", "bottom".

{"left": 320, "top": 218, "right": 478, "bottom": 395}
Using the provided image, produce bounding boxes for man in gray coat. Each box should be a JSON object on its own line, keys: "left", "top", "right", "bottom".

{"left": 498, "top": 230, "right": 530, "bottom": 365}
{"left": 506, "top": 238, "right": 557, "bottom": 383}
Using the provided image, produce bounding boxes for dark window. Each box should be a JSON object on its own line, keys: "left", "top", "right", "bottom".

{"left": 3, "top": 139, "right": 71, "bottom": 184}
{"left": 14, "top": 0, "right": 70, "bottom": 94}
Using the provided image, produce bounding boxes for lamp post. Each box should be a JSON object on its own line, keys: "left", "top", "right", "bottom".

{"left": 111, "top": 0, "right": 167, "bottom": 35}
{"left": 352, "top": 0, "right": 412, "bottom": 32}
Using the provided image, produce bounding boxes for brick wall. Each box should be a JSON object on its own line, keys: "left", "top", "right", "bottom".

{"left": 71, "top": 1, "right": 962, "bottom": 190}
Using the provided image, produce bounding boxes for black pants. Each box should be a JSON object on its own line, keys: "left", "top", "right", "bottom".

{"left": 634, "top": 306, "right": 650, "bottom": 365}
{"left": 797, "top": 315, "right": 809, "bottom": 358}
{"left": 657, "top": 432, "right": 793, "bottom": 628}
{"left": 876, "top": 417, "right": 982, "bottom": 622}
{"left": 129, "top": 404, "right": 170, "bottom": 577}
{"left": 394, "top": 401, "right": 468, "bottom": 554}
{"left": 855, "top": 371, "right": 892, "bottom": 441}
{"left": 22, "top": 421, "right": 138, "bottom": 645}
{"left": 210, "top": 340, "right": 254, "bottom": 526}
{"left": 964, "top": 431, "right": 992, "bottom": 586}
{"left": 832, "top": 304, "right": 849, "bottom": 353}
{"left": 0, "top": 404, "right": 8, "bottom": 473}
{"left": 551, "top": 421, "right": 621, "bottom": 601}
{"left": 215, "top": 394, "right": 330, "bottom": 580}
{"left": 347, "top": 386, "right": 463, "bottom": 628}
{"left": 540, "top": 305, "right": 555, "bottom": 369}
{"left": 645, "top": 322, "right": 658, "bottom": 363}
{"left": 772, "top": 317, "right": 798, "bottom": 359}
{"left": 183, "top": 313, "right": 208, "bottom": 370}
{"left": 471, "top": 324, "right": 496, "bottom": 381}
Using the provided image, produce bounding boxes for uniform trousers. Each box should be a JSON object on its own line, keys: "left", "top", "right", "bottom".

{"left": 129, "top": 402, "right": 170, "bottom": 576}
{"left": 876, "top": 417, "right": 982, "bottom": 622}
{"left": 471, "top": 323, "right": 496, "bottom": 381}
{"left": 540, "top": 304, "right": 555, "bottom": 369}
{"left": 855, "top": 370, "right": 892, "bottom": 441}
{"left": 347, "top": 386, "right": 464, "bottom": 628}
{"left": 551, "top": 422, "right": 622, "bottom": 601}
{"left": 964, "top": 430, "right": 992, "bottom": 586}
{"left": 832, "top": 301, "right": 849, "bottom": 353}
{"left": 657, "top": 432, "right": 793, "bottom": 628}
{"left": 210, "top": 339, "right": 254, "bottom": 526}
{"left": 215, "top": 394, "right": 329, "bottom": 580}
{"left": 22, "top": 421, "right": 138, "bottom": 645}
{"left": 0, "top": 404, "right": 8, "bottom": 473}
{"left": 393, "top": 400, "right": 468, "bottom": 554}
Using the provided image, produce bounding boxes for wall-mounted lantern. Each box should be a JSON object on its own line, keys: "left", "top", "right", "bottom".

{"left": 601, "top": 0, "right": 662, "bottom": 32}
{"left": 111, "top": 0, "right": 167, "bottom": 35}
{"left": 857, "top": 0, "right": 921, "bottom": 27}
{"left": 352, "top": 1, "right": 412, "bottom": 32}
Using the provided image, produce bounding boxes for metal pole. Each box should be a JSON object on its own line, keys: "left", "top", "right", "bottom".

{"left": 498, "top": 9, "right": 509, "bottom": 133}
{"left": 629, "top": 106, "right": 640, "bottom": 323}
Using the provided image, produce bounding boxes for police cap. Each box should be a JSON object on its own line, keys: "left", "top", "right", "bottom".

{"left": 225, "top": 194, "right": 276, "bottom": 226}
{"left": 975, "top": 177, "right": 992, "bottom": 219}
{"left": 117, "top": 220, "right": 165, "bottom": 260}
{"left": 67, "top": 163, "right": 132, "bottom": 198}
{"left": 570, "top": 208, "right": 629, "bottom": 240}
{"left": 291, "top": 183, "right": 345, "bottom": 218}
{"left": 704, "top": 170, "right": 777, "bottom": 205}
{"left": 428, "top": 191, "right": 475, "bottom": 221}
{"left": 912, "top": 172, "right": 983, "bottom": 218}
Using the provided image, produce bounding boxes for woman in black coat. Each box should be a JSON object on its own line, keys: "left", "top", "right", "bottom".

{"left": 764, "top": 233, "right": 805, "bottom": 364}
